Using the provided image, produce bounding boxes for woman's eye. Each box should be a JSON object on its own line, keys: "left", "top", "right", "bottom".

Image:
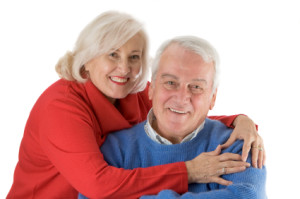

{"left": 130, "top": 55, "right": 140, "bottom": 60}
{"left": 109, "top": 52, "right": 118, "bottom": 58}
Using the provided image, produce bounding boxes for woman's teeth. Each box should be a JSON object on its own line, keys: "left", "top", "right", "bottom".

{"left": 111, "top": 77, "right": 128, "bottom": 83}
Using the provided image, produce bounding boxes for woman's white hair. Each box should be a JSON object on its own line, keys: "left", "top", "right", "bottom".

{"left": 55, "top": 11, "right": 149, "bottom": 93}
{"left": 151, "top": 36, "right": 220, "bottom": 94}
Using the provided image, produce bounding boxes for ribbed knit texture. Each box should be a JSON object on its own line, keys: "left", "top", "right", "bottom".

{"left": 82, "top": 118, "right": 267, "bottom": 199}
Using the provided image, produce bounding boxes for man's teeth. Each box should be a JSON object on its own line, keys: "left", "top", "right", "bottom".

{"left": 111, "top": 77, "right": 128, "bottom": 83}
{"left": 169, "top": 108, "right": 187, "bottom": 114}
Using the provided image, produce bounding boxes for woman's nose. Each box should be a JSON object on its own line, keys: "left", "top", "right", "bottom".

{"left": 118, "top": 59, "right": 130, "bottom": 74}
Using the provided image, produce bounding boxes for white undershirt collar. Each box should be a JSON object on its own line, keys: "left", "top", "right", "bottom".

{"left": 144, "top": 109, "right": 205, "bottom": 145}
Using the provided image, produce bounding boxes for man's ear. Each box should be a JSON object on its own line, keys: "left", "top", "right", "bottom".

{"left": 209, "top": 88, "right": 217, "bottom": 110}
{"left": 148, "top": 82, "right": 154, "bottom": 101}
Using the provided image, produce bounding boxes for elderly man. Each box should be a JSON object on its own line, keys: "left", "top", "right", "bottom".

{"left": 79, "top": 36, "right": 267, "bottom": 198}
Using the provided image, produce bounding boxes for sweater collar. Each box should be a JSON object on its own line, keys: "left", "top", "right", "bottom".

{"left": 84, "top": 80, "right": 142, "bottom": 134}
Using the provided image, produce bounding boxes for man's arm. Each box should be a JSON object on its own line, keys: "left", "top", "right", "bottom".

{"left": 140, "top": 140, "right": 267, "bottom": 199}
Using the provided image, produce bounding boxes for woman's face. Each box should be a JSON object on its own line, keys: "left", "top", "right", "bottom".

{"left": 85, "top": 33, "right": 144, "bottom": 103}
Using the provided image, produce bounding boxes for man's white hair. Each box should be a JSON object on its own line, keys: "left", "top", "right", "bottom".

{"left": 151, "top": 36, "right": 220, "bottom": 93}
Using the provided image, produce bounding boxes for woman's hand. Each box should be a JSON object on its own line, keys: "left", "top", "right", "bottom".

{"left": 185, "top": 145, "right": 250, "bottom": 186}
{"left": 221, "top": 115, "right": 265, "bottom": 168}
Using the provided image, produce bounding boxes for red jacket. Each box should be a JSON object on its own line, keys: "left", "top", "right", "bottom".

{"left": 7, "top": 79, "right": 237, "bottom": 199}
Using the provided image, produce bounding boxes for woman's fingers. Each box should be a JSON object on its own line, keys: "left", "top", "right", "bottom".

{"left": 220, "top": 135, "right": 236, "bottom": 149}
{"left": 186, "top": 148, "right": 251, "bottom": 185}
{"left": 207, "top": 145, "right": 222, "bottom": 156}
{"left": 211, "top": 177, "right": 232, "bottom": 186}
{"left": 241, "top": 140, "right": 252, "bottom": 162}
{"left": 251, "top": 138, "right": 265, "bottom": 168}
{"left": 220, "top": 160, "right": 250, "bottom": 169}
{"left": 217, "top": 165, "right": 248, "bottom": 175}
{"left": 218, "top": 152, "right": 243, "bottom": 162}
{"left": 258, "top": 148, "right": 265, "bottom": 168}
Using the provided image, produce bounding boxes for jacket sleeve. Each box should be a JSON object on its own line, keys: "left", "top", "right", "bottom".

{"left": 208, "top": 115, "right": 239, "bottom": 128}
{"left": 39, "top": 97, "right": 188, "bottom": 199}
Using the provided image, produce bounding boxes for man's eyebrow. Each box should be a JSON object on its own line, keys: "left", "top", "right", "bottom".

{"left": 161, "top": 73, "right": 207, "bottom": 84}
{"left": 191, "top": 79, "right": 207, "bottom": 84}
{"left": 161, "top": 74, "right": 178, "bottom": 79}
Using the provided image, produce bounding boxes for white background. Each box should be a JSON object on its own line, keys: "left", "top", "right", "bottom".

{"left": 1, "top": 0, "right": 299, "bottom": 198}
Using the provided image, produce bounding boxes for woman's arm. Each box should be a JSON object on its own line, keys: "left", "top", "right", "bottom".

{"left": 208, "top": 115, "right": 265, "bottom": 168}
{"left": 41, "top": 99, "right": 188, "bottom": 199}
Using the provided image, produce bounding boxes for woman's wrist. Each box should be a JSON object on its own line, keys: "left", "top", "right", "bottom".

{"left": 184, "top": 160, "right": 195, "bottom": 184}
{"left": 233, "top": 115, "right": 251, "bottom": 127}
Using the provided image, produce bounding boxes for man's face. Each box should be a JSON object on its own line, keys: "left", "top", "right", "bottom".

{"left": 149, "top": 44, "right": 217, "bottom": 144}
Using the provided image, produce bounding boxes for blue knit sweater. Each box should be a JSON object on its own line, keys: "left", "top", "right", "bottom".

{"left": 79, "top": 118, "right": 267, "bottom": 199}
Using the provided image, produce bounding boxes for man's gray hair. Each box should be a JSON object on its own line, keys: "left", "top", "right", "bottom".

{"left": 151, "top": 36, "right": 220, "bottom": 93}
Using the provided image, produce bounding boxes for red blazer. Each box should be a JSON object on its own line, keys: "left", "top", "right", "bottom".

{"left": 7, "top": 79, "right": 238, "bottom": 199}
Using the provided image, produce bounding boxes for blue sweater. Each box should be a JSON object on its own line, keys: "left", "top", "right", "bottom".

{"left": 79, "top": 118, "right": 267, "bottom": 199}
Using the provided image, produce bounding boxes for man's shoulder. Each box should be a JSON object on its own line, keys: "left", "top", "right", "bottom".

{"left": 100, "top": 121, "right": 147, "bottom": 167}
{"left": 205, "top": 118, "right": 244, "bottom": 154}
{"left": 205, "top": 118, "right": 233, "bottom": 136}
{"left": 202, "top": 118, "right": 240, "bottom": 148}
{"left": 104, "top": 121, "right": 146, "bottom": 146}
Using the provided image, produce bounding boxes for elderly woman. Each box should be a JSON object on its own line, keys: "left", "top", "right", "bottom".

{"left": 7, "top": 11, "right": 264, "bottom": 199}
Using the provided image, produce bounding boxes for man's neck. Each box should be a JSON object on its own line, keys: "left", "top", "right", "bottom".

{"left": 144, "top": 109, "right": 205, "bottom": 145}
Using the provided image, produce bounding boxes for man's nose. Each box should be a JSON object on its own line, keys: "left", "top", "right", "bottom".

{"left": 175, "top": 86, "right": 192, "bottom": 104}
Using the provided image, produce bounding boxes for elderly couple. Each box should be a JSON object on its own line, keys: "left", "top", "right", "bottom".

{"left": 8, "top": 11, "right": 266, "bottom": 199}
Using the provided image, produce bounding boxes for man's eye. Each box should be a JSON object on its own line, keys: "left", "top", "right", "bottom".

{"left": 190, "top": 85, "right": 204, "bottom": 93}
{"left": 163, "top": 81, "right": 177, "bottom": 90}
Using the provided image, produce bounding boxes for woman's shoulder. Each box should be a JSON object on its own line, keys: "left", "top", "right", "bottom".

{"left": 46, "top": 79, "right": 84, "bottom": 95}
{"left": 32, "top": 79, "right": 90, "bottom": 113}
